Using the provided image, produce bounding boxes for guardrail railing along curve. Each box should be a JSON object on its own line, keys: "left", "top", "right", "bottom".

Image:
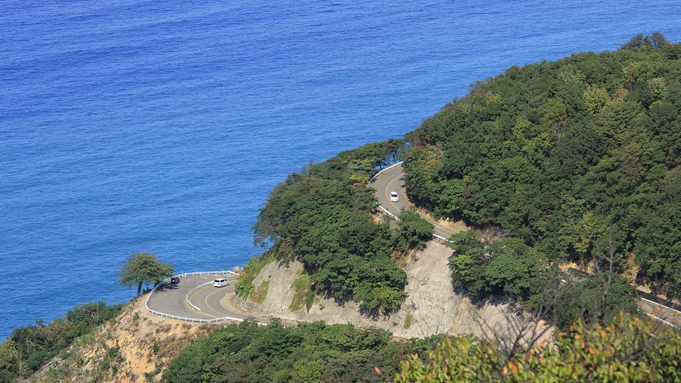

{"left": 144, "top": 271, "right": 266, "bottom": 326}
{"left": 372, "top": 165, "right": 454, "bottom": 244}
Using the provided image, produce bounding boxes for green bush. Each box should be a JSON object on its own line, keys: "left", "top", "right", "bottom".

{"left": 234, "top": 251, "right": 274, "bottom": 298}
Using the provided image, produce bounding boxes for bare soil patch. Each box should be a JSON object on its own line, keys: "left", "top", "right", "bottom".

{"left": 233, "top": 240, "right": 546, "bottom": 343}
{"left": 26, "top": 297, "right": 220, "bottom": 383}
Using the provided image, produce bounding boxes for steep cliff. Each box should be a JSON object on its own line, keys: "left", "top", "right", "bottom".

{"left": 232, "top": 240, "right": 545, "bottom": 341}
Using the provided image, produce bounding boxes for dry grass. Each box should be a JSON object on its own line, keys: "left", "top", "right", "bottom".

{"left": 26, "top": 297, "right": 218, "bottom": 383}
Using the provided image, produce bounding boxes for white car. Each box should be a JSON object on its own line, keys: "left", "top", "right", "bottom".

{"left": 213, "top": 278, "right": 229, "bottom": 287}
{"left": 389, "top": 191, "right": 399, "bottom": 202}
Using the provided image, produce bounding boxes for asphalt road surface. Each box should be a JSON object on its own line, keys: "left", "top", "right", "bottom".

{"left": 146, "top": 273, "right": 253, "bottom": 322}
{"left": 372, "top": 163, "right": 407, "bottom": 214}
{"left": 371, "top": 163, "right": 454, "bottom": 239}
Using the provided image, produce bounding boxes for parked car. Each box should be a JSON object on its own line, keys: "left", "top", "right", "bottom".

{"left": 389, "top": 191, "right": 399, "bottom": 202}
{"left": 213, "top": 278, "right": 229, "bottom": 287}
{"left": 170, "top": 276, "right": 181, "bottom": 284}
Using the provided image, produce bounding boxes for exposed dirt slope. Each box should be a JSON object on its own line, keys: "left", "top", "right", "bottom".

{"left": 24, "top": 297, "right": 218, "bottom": 383}
{"left": 26, "top": 240, "right": 547, "bottom": 382}
{"left": 233, "top": 240, "right": 545, "bottom": 341}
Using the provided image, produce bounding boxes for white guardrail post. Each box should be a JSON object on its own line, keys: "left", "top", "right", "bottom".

{"left": 369, "top": 161, "right": 403, "bottom": 183}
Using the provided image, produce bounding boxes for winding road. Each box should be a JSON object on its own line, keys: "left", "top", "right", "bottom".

{"left": 146, "top": 273, "right": 259, "bottom": 323}
{"left": 146, "top": 163, "right": 680, "bottom": 328}
{"left": 371, "top": 162, "right": 454, "bottom": 240}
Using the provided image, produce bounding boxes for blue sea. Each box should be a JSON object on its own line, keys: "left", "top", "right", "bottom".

{"left": 1, "top": 0, "right": 679, "bottom": 340}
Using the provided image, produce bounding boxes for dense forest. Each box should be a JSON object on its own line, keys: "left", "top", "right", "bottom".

{"left": 162, "top": 319, "right": 440, "bottom": 383}
{"left": 403, "top": 33, "right": 681, "bottom": 303}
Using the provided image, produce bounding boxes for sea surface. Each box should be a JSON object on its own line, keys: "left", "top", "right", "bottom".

{"left": 1, "top": 0, "right": 680, "bottom": 340}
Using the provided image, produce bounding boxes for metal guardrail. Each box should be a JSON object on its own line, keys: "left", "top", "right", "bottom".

{"left": 145, "top": 307, "right": 246, "bottom": 324}
{"left": 378, "top": 205, "right": 400, "bottom": 221}
{"left": 642, "top": 302, "right": 678, "bottom": 328}
{"left": 369, "top": 161, "right": 403, "bottom": 183}
{"left": 432, "top": 234, "right": 450, "bottom": 242}
{"left": 180, "top": 270, "right": 239, "bottom": 277}
{"left": 185, "top": 281, "right": 214, "bottom": 312}
{"left": 145, "top": 271, "right": 266, "bottom": 326}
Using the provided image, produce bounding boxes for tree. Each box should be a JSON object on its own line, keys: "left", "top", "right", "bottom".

{"left": 620, "top": 33, "right": 646, "bottom": 50}
{"left": 392, "top": 207, "right": 434, "bottom": 252}
{"left": 119, "top": 253, "right": 174, "bottom": 296}
{"left": 485, "top": 238, "right": 547, "bottom": 300}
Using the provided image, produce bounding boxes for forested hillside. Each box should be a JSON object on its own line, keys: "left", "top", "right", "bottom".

{"left": 163, "top": 314, "right": 681, "bottom": 383}
{"left": 237, "top": 139, "right": 433, "bottom": 315}
{"left": 403, "top": 33, "right": 681, "bottom": 300}
{"left": 163, "top": 319, "right": 439, "bottom": 383}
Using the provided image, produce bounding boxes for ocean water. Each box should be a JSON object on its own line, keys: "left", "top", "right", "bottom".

{"left": 1, "top": 0, "right": 679, "bottom": 340}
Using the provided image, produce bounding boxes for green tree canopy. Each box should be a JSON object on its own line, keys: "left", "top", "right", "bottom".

{"left": 162, "top": 320, "right": 422, "bottom": 383}
{"left": 392, "top": 207, "right": 435, "bottom": 252}
{"left": 119, "top": 253, "right": 174, "bottom": 296}
{"left": 403, "top": 33, "right": 681, "bottom": 296}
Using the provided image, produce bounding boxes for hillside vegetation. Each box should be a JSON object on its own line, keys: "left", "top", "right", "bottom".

{"left": 0, "top": 302, "right": 122, "bottom": 382}
{"left": 163, "top": 313, "right": 681, "bottom": 383}
{"left": 163, "top": 319, "right": 439, "bottom": 383}
{"left": 4, "top": 298, "right": 214, "bottom": 383}
{"left": 403, "top": 34, "right": 681, "bottom": 307}
{"left": 237, "top": 139, "right": 433, "bottom": 315}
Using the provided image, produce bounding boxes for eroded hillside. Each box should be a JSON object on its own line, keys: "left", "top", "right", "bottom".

{"left": 24, "top": 298, "right": 217, "bottom": 383}
{"left": 233, "top": 240, "right": 547, "bottom": 342}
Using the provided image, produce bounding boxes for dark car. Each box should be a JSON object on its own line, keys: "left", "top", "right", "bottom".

{"left": 170, "top": 276, "right": 181, "bottom": 284}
